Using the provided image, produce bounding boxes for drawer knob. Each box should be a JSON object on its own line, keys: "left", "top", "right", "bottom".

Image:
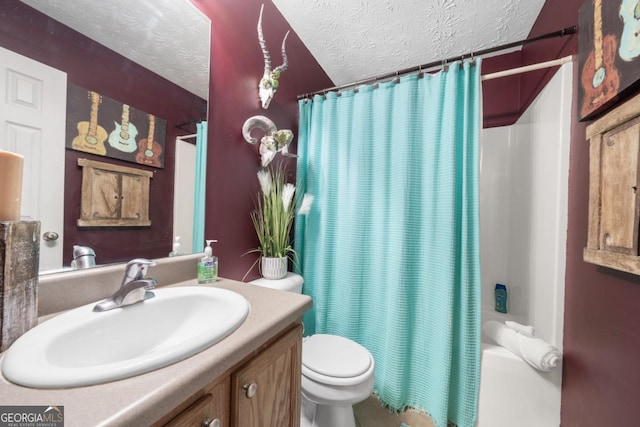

{"left": 43, "top": 231, "right": 59, "bottom": 241}
{"left": 243, "top": 382, "right": 258, "bottom": 398}
{"left": 201, "top": 417, "right": 220, "bottom": 427}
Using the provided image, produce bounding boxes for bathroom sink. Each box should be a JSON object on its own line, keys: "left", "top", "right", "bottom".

{"left": 1, "top": 286, "right": 250, "bottom": 388}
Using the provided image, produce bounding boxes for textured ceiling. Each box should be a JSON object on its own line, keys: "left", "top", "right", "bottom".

{"left": 272, "top": 0, "right": 546, "bottom": 86}
{"left": 20, "top": 0, "right": 545, "bottom": 98}
{"left": 20, "top": 0, "right": 210, "bottom": 100}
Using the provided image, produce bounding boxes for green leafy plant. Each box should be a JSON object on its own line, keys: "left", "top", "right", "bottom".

{"left": 251, "top": 164, "right": 297, "bottom": 259}
{"left": 243, "top": 164, "right": 313, "bottom": 281}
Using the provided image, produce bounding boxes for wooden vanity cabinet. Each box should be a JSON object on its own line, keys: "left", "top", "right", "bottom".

{"left": 160, "top": 323, "right": 302, "bottom": 427}
{"left": 231, "top": 322, "right": 302, "bottom": 426}
{"left": 164, "top": 377, "right": 230, "bottom": 427}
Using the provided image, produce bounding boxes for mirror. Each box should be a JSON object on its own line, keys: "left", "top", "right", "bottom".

{"left": 1, "top": 1, "right": 211, "bottom": 274}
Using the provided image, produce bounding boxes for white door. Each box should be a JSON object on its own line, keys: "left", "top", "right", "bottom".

{"left": 0, "top": 46, "right": 67, "bottom": 272}
{"left": 173, "top": 137, "right": 196, "bottom": 253}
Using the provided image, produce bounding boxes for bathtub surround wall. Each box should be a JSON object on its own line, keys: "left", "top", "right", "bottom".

{"left": 477, "top": 61, "right": 571, "bottom": 427}
{"left": 480, "top": 61, "right": 571, "bottom": 349}
{"left": 0, "top": 219, "right": 40, "bottom": 351}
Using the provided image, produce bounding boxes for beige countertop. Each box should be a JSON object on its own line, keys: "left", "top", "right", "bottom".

{"left": 0, "top": 277, "right": 312, "bottom": 426}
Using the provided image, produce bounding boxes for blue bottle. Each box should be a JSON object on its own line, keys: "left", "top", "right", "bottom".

{"left": 495, "top": 283, "right": 508, "bottom": 313}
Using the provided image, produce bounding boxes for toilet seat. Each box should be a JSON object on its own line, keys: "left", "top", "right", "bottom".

{"left": 302, "top": 334, "right": 374, "bottom": 387}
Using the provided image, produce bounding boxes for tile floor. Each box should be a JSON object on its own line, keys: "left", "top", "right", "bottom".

{"left": 353, "top": 395, "right": 435, "bottom": 427}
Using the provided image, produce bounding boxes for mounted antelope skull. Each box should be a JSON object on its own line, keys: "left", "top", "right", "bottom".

{"left": 242, "top": 115, "right": 296, "bottom": 167}
{"left": 258, "top": 4, "right": 289, "bottom": 109}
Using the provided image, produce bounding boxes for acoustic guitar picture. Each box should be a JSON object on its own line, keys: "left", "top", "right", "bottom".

{"left": 71, "top": 91, "right": 108, "bottom": 155}
{"left": 619, "top": 0, "right": 640, "bottom": 62}
{"left": 136, "top": 114, "right": 162, "bottom": 167}
{"left": 108, "top": 104, "right": 138, "bottom": 153}
{"left": 580, "top": 0, "right": 620, "bottom": 119}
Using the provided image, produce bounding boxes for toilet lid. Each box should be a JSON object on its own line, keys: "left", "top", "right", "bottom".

{"left": 302, "top": 334, "right": 372, "bottom": 378}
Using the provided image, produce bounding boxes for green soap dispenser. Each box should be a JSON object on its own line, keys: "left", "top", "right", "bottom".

{"left": 198, "top": 239, "right": 218, "bottom": 284}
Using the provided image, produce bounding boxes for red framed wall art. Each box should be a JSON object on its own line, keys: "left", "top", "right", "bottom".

{"left": 579, "top": 0, "right": 640, "bottom": 121}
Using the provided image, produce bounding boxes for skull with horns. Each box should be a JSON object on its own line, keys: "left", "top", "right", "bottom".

{"left": 257, "top": 4, "right": 289, "bottom": 109}
{"left": 242, "top": 115, "right": 296, "bottom": 167}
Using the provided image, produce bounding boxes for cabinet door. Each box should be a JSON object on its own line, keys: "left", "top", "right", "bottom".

{"left": 86, "top": 168, "right": 121, "bottom": 220}
{"left": 121, "top": 173, "right": 150, "bottom": 221}
{"left": 600, "top": 118, "right": 640, "bottom": 255}
{"left": 231, "top": 324, "right": 302, "bottom": 427}
{"left": 165, "top": 376, "right": 230, "bottom": 427}
{"left": 77, "top": 158, "right": 152, "bottom": 227}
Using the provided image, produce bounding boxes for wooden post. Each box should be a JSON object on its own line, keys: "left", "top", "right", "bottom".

{"left": 0, "top": 219, "right": 40, "bottom": 352}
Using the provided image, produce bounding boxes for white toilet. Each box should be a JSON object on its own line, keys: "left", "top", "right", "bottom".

{"left": 250, "top": 273, "right": 375, "bottom": 427}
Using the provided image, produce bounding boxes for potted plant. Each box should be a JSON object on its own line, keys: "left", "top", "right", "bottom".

{"left": 249, "top": 164, "right": 297, "bottom": 279}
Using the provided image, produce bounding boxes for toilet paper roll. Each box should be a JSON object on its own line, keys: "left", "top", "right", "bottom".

{"left": 0, "top": 150, "right": 24, "bottom": 221}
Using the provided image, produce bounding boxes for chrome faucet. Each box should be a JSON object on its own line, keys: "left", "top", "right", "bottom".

{"left": 93, "top": 258, "right": 158, "bottom": 312}
{"left": 71, "top": 245, "right": 96, "bottom": 269}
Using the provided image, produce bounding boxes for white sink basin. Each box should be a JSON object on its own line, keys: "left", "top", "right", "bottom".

{"left": 1, "top": 286, "right": 250, "bottom": 388}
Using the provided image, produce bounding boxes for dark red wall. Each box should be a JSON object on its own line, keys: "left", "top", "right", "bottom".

{"left": 526, "top": 0, "right": 640, "bottom": 425}
{"left": 0, "top": 1, "right": 207, "bottom": 266}
{"left": 195, "top": 0, "right": 332, "bottom": 281}
{"left": 481, "top": 51, "right": 525, "bottom": 127}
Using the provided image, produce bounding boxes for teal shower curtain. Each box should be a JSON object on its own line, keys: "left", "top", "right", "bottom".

{"left": 192, "top": 121, "right": 207, "bottom": 254}
{"left": 295, "top": 60, "right": 482, "bottom": 427}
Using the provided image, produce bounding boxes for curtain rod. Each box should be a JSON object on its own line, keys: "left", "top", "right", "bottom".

{"left": 297, "top": 26, "right": 576, "bottom": 100}
{"left": 481, "top": 55, "right": 573, "bottom": 81}
{"left": 176, "top": 133, "right": 197, "bottom": 141}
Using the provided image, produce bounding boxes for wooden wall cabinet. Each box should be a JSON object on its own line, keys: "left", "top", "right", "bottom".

{"left": 158, "top": 323, "right": 302, "bottom": 427}
{"left": 584, "top": 93, "right": 640, "bottom": 274}
{"left": 77, "top": 158, "right": 153, "bottom": 227}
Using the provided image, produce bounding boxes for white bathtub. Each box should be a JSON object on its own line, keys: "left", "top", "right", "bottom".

{"left": 477, "top": 312, "right": 562, "bottom": 427}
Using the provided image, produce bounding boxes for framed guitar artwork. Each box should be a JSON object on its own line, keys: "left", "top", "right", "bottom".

{"left": 70, "top": 91, "right": 107, "bottom": 156}
{"left": 107, "top": 104, "right": 138, "bottom": 153}
{"left": 66, "top": 83, "right": 167, "bottom": 168}
{"left": 136, "top": 114, "right": 163, "bottom": 167}
{"left": 578, "top": 0, "right": 640, "bottom": 121}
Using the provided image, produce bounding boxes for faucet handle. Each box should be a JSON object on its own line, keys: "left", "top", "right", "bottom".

{"left": 124, "top": 258, "right": 157, "bottom": 281}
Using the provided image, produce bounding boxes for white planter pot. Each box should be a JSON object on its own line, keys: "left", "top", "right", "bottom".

{"left": 261, "top": 256, "right": 287, "bottom": 280}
